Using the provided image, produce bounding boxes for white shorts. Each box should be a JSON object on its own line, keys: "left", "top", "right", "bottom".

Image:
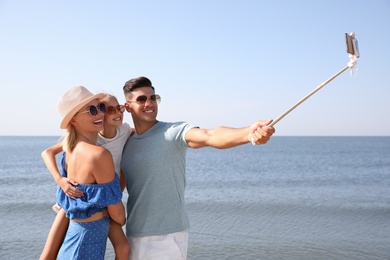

{"left": 127, "top": 230, "right": 188, "bottom": 260}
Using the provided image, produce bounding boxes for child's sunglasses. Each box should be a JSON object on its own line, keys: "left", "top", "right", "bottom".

{"left": 106, "top": 105, "right": 125, "bottom": 115}
{"left": 77, "top": 103, "right": 106, "bottom": 116}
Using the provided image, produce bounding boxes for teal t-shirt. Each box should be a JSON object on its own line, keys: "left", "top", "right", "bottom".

{"left": 121, "top": 121, "right": 195, "bottom": 237}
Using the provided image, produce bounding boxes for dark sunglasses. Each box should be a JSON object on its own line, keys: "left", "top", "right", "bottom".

{"left": 128, "top": 94, "right": 161, "bottom": 105}
{"left": 106, "top": 105, "right": 125, "bottom": 115}
{"left": 77, "top": 103, "right": 106, "bottom": 116}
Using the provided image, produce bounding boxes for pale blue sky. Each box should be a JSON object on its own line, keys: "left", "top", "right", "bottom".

{"left": 1, "top": 0, "right": 389, "bottom": 136}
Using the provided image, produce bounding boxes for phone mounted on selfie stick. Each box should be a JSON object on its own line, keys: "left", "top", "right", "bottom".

{"left": 252, "top": 32, "right": 360, "bottom": 145}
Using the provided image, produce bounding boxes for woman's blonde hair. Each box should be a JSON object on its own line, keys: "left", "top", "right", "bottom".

{"left": 61, "top": 124, "right": 99, "bottom": 153}
{"left": 62, "top": 124, "right": 77, "bottom": 153}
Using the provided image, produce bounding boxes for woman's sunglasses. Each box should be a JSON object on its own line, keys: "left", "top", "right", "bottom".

{"left": 127, "top": 94, "right": 161, "bottom": 105}
{"left": 77, "top": 103, "right": 106, "bottom": 116}
{"left": 106, "top": 105, "right": 125, "bottom": 115}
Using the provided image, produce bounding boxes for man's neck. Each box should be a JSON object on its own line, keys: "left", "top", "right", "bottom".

{"left": 134, "top": 120, "right": 158, "bottom": 135}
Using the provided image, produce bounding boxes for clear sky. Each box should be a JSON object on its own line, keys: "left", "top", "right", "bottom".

{"left": 1, "top": 0, "right": 389, "bottom": 136}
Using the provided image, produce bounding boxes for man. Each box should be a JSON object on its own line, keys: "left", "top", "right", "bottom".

{"left": 121, "top": 76, "right": 275, "bottom": 259}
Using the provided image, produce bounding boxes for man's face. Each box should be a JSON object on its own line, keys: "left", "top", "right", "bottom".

{"left": 125, "top": 86, "right": 159, "bottom": 125}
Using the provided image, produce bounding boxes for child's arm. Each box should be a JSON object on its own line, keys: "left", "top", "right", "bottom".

{"left": 41, "top": 143, "right": 83, "bottom": 198}
{"left": 119, "top": 170, "right": 126, "bottom": 192}
{"left": 39, "top": 209, "right": 69, "bottom": 260}
{"left": 108, "top": 220, "right": 130, "bottom": 259}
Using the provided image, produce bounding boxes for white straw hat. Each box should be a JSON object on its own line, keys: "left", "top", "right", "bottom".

{"left": 57, "top": 86, "right": 105, "bottom": 129}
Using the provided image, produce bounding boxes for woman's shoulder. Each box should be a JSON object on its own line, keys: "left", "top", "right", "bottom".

{"left": 76, "top": 142, "right": 111, "bottom": 161}
{"left": 89, "top": 146, "right": 115, "bottom": 183}
{"left": 91, "top": 145, "right": 112, "bottom": 160}
{"left": 82, "top": 141, "right": 108, "bottom": 152}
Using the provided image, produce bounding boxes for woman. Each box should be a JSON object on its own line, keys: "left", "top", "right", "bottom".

{"left": 40, "top": 93, "right": 131, "bottom": 260}
{"left": 42, "top": 86, "right": 126, "bottom": 259}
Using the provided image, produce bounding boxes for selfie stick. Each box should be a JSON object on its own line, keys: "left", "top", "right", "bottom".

{"left": 269, "top": 32, "right": 359, "bottom": 128}
{"left": 252, "top": 32, "right": 360, "bottom": 145}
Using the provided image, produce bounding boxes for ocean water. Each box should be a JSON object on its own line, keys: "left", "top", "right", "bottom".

{"left": 0, "top": 136, "right": 389, "bottom": 259}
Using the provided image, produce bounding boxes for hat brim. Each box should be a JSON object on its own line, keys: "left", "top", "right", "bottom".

{"left": 60, "top": 93, "right": 105, "bottom": 129}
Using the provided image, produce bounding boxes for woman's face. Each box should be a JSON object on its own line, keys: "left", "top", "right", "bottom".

{"left": 72, "top": 99, "right": 105, "bottom": 132}
{"left": 101, "top": 96, "right": 124, "bottom": 129}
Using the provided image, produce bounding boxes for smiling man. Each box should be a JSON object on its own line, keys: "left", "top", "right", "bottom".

{"left": 121, "top": 76, "right": 275, "bottom": 260}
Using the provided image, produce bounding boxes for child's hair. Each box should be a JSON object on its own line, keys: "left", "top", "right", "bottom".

{"left": 100, "top": 93, "right": 119, "bottom": 104}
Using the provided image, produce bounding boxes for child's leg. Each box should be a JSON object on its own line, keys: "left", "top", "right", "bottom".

{"left": 108, "top": 220, "right": 130, "bottom": 260}
{"left": 40, "top": 209, "right": 69, "bottom": 260}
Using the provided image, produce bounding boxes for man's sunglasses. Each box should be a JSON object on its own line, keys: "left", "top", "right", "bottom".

{"left": 128, "top": 94, "right": 161, "bottom": 105}
{"left": 77, "top": 103, "right": 106, "bottom": 116}
{"left": 106, "top": 105, "right": 125, "bottom": 115}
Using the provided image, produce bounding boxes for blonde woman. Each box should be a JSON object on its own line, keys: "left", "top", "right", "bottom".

{"left": 41, "top": 86, "right": 126, "bottom": 259}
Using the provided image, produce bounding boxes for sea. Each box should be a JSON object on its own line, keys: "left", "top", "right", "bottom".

{"left": 0, "top": 136, "right": 389, "bottom": 260}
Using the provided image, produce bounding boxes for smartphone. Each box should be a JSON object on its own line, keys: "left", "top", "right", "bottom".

{"left": 345, "top": 32, "right": 360, "bottom": 58}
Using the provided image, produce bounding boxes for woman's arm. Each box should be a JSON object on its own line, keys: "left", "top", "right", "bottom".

{"left": 41, "top": 143, "right": 83, "bottom": 199}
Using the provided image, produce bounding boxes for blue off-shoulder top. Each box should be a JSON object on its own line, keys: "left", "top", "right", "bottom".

{"left": 56, "top": 152, "right": 123, "bottom": 220}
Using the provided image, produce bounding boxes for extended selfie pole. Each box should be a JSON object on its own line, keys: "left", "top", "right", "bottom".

{"left": 252, "top": 32, "right": 360, "bottom": 145}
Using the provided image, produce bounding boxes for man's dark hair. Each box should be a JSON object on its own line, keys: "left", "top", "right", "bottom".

{"left": 123, "top": 76, "right": 155, "bottom": 94}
